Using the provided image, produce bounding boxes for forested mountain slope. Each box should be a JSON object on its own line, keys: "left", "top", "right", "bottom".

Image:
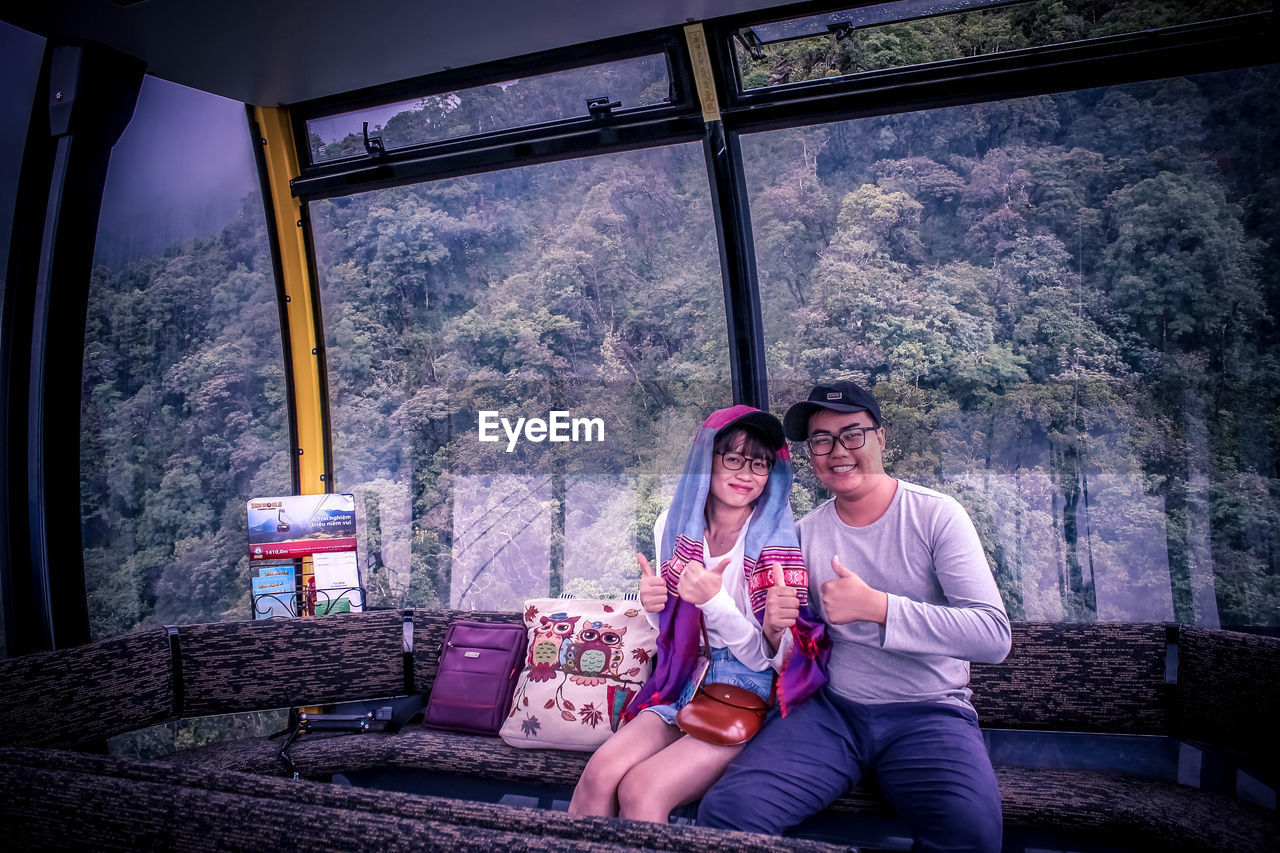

{"left": 80, "top": 52, "right": 1278, "bottom": 640}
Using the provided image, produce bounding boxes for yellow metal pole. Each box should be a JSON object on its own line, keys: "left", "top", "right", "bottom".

{"left": 253, "top": 106, "right": 327, "bottom": 618}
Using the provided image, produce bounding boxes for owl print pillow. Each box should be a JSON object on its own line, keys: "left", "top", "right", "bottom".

{"left": 499, "top": 597, "right": 658, "bottom": 751}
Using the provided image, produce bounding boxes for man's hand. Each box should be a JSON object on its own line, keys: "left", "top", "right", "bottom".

{"left": 819, "top": 556, "right": 889, "bottom": 625}
{"left": 762, "top": 565, "right": 798, "bottom": 653}
{"left": 678, "top": 557, "right": 730, "bottom": 606}
{"left": 637, "top": 553, "right": 667, "bottom": 614}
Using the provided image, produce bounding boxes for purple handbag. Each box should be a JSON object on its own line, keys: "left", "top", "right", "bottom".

{"left": 423, "top": 620, "right": 528, "bottom": 735}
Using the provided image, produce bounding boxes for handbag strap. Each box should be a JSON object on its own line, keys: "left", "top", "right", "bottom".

{"left": 691, "top": 617, "right": 713, "bottom": 694}
{"left": 696, "top": 614, "right": 780, "bottom": 708}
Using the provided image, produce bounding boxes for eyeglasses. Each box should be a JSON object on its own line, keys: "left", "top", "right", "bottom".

{"left": 806, "top": 425, "right": 878, "bottom": 456}
{"left": 716, "top": 451, "right": 772, "bottom": 476}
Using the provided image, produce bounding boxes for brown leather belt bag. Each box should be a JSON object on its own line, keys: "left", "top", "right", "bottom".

{"left": 676, "top": 681, "right": 770, "bottom": 745}
{"left": 674, "top": 620, "right": 775, "bottom": 746}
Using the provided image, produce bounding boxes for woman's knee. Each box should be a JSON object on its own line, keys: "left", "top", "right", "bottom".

{"left": 570, "top": 751, "right": 630, "bottom": 815}
{"left": 616, "top": 765, "right": 665, "bottom": 821}
{"left": 577, "top": 750, "right": 628, "bottom": 794}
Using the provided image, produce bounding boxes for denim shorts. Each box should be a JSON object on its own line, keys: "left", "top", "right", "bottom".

{"left": 644, "top": 647, "right": 774, "bottom": 726}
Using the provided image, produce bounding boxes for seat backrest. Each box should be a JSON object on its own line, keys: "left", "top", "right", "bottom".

{"left": 970, "top": 622, "right": 1172, "bottom": 735}
{"left": 177, "top": 610, "right": 406, "bottom": 716}
{"left": 1176, "top": 626, "right": 1280, "bottom": 765}
{"left": 410, "top": 608, "right": 525, "bottom": 689}
{"left": 0, "top": 609, "right": 531, "bottom": 746}
{"left": 1, "top": 615, "right": 1214, "bottom": 749}
{"left": 0, "top": 628, "right": 174, "bottom": 747}
{"left": 179, "top": 609, "right": 535, "bottom": 715}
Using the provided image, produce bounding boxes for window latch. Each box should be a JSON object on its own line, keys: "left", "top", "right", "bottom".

{"left": 587, "top": 96, "right": 621, "bottom": 121}
{"left": 826, "top": 21, "right": 854, "bottom": 41}
{"left": 362, "top": 121, "right": 386, "bottom": 157}
{"left": 734, "top": 28, "right": 766, "bottom": 61}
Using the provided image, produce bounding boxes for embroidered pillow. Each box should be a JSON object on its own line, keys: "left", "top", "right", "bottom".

{"left": 499, "top": 598, "right": 658, "bottom": 751}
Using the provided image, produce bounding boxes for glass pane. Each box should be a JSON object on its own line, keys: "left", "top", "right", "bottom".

{"left": 308, "top": 54, "right": 671, "bottom": 164}
{"left": 746, "top": 64, "right": 1280, "bottom": 628}
{"left": 310, "top": 144, "right": 730, "bottom": 611}
{"left": 81, "top": 77, "right": 290, "bottom": 641}
{"left": 736, "top": 0, "right": 1270, "bottom": 90}
{"left": 746, "top": 0, "right": 1024, "bottom": 43}
{"left": 0, "top": 20, "right": 46, "bottom": 661}
{"left": 108, "top": 709, "right": 288, "bottom": 760}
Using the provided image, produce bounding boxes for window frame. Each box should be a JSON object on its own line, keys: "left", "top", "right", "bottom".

{"left": 289, "top": 29, "right": 704, "bottom": 201}
{"left": 5, "top": 1, "right": 1276, "bottom": 655}
{"left": 704, "top": 9, "right": 1277, "bottom": 134}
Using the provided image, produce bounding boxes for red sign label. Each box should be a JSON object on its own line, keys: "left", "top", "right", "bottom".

{"left": 249, "top": 537, "right": 358, "bottom": 561}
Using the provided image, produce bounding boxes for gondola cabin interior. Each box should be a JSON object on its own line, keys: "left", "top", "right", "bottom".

{"left": 0, "top": 1, "right": 1278, "bottom": 850}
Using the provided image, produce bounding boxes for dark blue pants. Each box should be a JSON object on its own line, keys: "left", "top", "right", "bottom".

{"left": 698, "top": 689, "right": 1002, "bottom": 852}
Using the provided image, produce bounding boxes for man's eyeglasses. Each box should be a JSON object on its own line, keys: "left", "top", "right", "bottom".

{"left": 717, "top": 452, "right": 772, "bottom": 476}
{"left": 806, "top": 425, "right": 878, "bottom": 456}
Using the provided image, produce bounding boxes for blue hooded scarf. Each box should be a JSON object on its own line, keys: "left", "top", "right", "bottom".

{"left": 624, "top": 405, "right": 829, "bottom": 722}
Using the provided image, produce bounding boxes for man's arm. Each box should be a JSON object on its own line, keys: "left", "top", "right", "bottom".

{"left": 820, "top": 498, "right": 1010, "bottom": 663}
{"left": 882, "top": 500, "right": 1010, "bottom": 663}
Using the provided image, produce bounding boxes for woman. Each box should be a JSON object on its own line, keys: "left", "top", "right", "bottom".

{"left": 568, "top": 405, "right": 827, "bottom": 822}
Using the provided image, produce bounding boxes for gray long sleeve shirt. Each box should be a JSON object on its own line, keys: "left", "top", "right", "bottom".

{"left": 797, "top": 480, "right": 1011, "bottom": 710}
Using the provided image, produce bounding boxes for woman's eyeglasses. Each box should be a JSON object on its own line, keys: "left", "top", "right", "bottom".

{"left": 717, "top": 451, "right": 772, "bottom": 476}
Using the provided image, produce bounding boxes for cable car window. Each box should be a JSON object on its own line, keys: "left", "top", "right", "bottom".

{"left": 109, "top": 709, "right": 289, "bottom": 762}
{"left": 733, "top": 0, "right": 1271, "bottom": 91}
{"left": 309, "top": 144, "right": 729, "bottom": 610}
{"left": 81, "top": 76, "right": 290, "bottom": 640}
{"left": 0, "top": 19, "right": 46, "bottom": 660}
{"left": 307, "top": 53, "right": 671, "bottom": 164}
{"left": 746, "top": 64, "right": 1280, "bottom": 628}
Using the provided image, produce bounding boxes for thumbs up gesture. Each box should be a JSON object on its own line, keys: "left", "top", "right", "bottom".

{"left": 637, "top": 553, "right": 668, "bottom": 614}
{"left": 677, "top": 557, "right": 731, "bottom": 606}
{"left": 763, "top": 565, "right": 799, "bottom": 652}
{"left": 819, "top": 556, "right": 889, "bottom": 625}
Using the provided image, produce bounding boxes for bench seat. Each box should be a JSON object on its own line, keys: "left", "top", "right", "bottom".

{"left": 158, "top": 724, "right": 1278, "bottom": 852}
{"left": 2, "top": 612, "right": 1276, "bottom": 851}
{"left": 0, "top": 745, "right": 842, "bottom": 853}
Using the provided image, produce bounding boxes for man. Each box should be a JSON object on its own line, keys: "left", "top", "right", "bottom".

{"left": 697, "top": 380, "right": 1011, "bottom": 852}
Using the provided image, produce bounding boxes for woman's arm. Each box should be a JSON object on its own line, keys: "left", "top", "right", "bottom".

{"left": 699, "top": 590, "right": 774, "bottom": 672}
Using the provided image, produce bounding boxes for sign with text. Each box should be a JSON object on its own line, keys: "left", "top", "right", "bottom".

{"left": 246, "top": 494, "right": 357, "bottom": 561}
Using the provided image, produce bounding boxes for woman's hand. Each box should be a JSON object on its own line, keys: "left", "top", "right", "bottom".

{"left": 637, "top": 553, "right": 668, "bottom": 613}
{"left": 677, "top": 557, "right": 730, "bottom": 606}
{"left": 762, "top": 566, "right": 798, "bottom": 653}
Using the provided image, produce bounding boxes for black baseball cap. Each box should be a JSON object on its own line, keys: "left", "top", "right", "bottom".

{"left": 783, "top": 381, "right": 882, "bottom": 441}
{"left": 720, "top": 410, "right": 786, "bottom": 451}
